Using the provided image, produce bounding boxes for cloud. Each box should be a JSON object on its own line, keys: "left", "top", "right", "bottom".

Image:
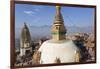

{"left": 23, "top": 6, "right": 43, "bottom": 16}
{"left": 24, "top": 11, "right": 35, "bottom": 15}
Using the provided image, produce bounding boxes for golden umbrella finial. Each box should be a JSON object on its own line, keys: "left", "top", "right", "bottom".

{"left": 56, "top": 5, "right": 61, "bottom": 10}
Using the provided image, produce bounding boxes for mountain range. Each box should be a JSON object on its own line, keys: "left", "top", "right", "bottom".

{"left": 15, "top": 25, "right": 94, "bottom": 41}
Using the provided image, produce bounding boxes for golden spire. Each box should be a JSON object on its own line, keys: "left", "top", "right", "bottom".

{"left": 56, "top": 6, "right": 61, "bottom": 11}
{"left": 51, "top": 6, "right": 66, "bottom": 41}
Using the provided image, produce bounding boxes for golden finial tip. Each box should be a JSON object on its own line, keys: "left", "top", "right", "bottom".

{"left": 56, "top": 6, "right": 61, "bottom": 10}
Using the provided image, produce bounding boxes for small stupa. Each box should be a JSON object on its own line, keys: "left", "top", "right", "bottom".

{"left": 38, "top": 6, "right": 81, "bottom": 64}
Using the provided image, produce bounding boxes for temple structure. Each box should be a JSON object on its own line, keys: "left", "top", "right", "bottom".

{"left": 33, "top": 6, "right": 81, "bottom": 64}
{"left": 20, "top": 23, "right": 32, "bottom": 56}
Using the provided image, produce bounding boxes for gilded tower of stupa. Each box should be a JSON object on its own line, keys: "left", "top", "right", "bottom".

{"left": 51, "top": 6, "right": 66, "bottom": 40}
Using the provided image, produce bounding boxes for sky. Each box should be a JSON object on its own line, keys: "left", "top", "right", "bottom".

{"left": 15, "top": 4, "right": 95, "bottom": 28}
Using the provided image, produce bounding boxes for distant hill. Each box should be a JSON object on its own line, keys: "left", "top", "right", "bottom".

{"left": 15, "top": 25, "right": 93, "bottom": 41}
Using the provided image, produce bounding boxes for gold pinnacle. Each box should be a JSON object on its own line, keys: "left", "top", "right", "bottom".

{"left": 56, "top": 6, "right": 61, "bottom": 10}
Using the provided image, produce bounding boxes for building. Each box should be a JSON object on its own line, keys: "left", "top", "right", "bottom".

{"left": 20, "top": 23, "right": 32, "bottom": 56}
{"left": 85, "top": 34, "right": 95, "bottom": 61}
{"left": 33, "top": 6, "right": 81, "bottom": 64}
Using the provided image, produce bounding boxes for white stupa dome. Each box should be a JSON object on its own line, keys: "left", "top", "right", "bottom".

{"left": 39, "top": 39, "right": 80, "bottom": 64}
{"left": 37, "top": 6, "right": 81, "bottom": 64}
